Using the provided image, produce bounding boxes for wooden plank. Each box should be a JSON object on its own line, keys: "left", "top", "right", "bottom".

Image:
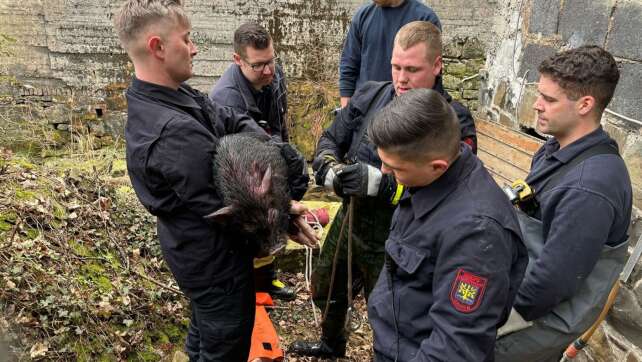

{"left": 475, "top": 118, "right": 544, "bottom": 183}
{"left": 478, "top": 132, "right": 532, "bottom": 172}
{"left": 477, "top": 119, "right": 543, "bottom": 156}
{"left": 478, "top": 149, "right": 529, "bottom": 183}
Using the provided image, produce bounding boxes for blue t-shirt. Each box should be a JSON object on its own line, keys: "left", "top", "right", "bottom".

{"left": 339, "top": 0, "right": 441, "bottom": 97}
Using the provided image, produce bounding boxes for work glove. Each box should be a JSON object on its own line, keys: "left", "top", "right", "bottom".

{"left": 333, "top": 162, "right": 382, "bottom": 198}
{"left": 274, "top": 142, "right": 310, "bottom": 201}
{"left": 312, "top": 153, "right": 339, "bottom": 189}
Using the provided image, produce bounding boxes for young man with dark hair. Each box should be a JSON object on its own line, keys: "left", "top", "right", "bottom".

{"left": 495, "top": 45, "right": 633, "bottom": 361}
{"left": 114, "top": 2, "right": 317, "bottom": 360}
{"left": 210, "top": 22, "right": 287, "bottom": 142}
{"left": 289, "top": 21, "right": 476, "bottom": 358}
{"left": 209, "top": 23, "right": 299, "bottom": 301}
{"left": 339, "top": 0, "right": 441, "bottom": 108}
{"left": 367, "top": 88, "right": 527, "bottom": 361}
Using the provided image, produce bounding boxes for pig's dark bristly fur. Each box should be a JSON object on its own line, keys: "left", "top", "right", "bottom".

{"left": 211, "top": 134, "right": 291, "bottom": 257}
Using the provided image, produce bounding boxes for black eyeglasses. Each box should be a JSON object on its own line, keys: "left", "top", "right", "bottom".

{"left": 243, "top": 56, "right": 279, "bottom": 72}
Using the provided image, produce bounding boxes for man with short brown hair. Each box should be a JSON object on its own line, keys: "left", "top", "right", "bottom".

{"left": 339, "top": 0, "right": 442, "bottom": 108}
{"left": 367, "top": 88, "right": 526, "bottom": 362}
{"left": 210, "top": 23, "right": 298, "bottom": 302}
{"left": 495, "top": 45, "right": 633, "bottom": 362}
{"left": 290, "top": 21, "right": 476, "bottom": 358}
{"left": 114, "top": 2, "right": 316, "bottom": 360}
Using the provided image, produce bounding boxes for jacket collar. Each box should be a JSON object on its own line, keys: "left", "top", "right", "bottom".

{"left": 231, "top": 64, "right": 265, "bottom": 114}
{"left": 401, "top": 144, "right": 474, "bottom": 220}
{"left": 131, "top": 76, "right": 201, "bottom": 110}
{"left": 543, "top": 126, "right": 611, "bottom": 163}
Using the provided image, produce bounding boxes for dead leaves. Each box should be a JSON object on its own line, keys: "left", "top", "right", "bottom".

{"left": 0, "top": 151, "right": 188, "bottom": 360}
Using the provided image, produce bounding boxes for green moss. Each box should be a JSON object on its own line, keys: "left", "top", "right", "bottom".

{"left": 44, "top": 158, "right": 103, "bottom": 175}
{"left": 103, "top": 251, "right": 122, "bottom": 270}
{"left": 445, "top": 62, "right": 468, "bottom": 77}
{"left": 50, "top": 130, "right": 71, "bottom": 146}
{"left": 15, "top": 188, "right": 37, "bottom": 201}
{"left": 0, "top": 211, "right": 17, "bottom": 223}
{"left": 162, "top": 323, "right": 186, "bottom": 343}
{"left": 131, "top": 349, "right": 159, "bottom": 362}
{"left": 97, "top": 353, "right": 117, "bottom": 362}
{"left": 53, "top": 201, "right": 67, "bottom": 219}
{"left": 80, "top": 263, "right": 113, "bottom": 293}
{"left": 0, "top": 220, "right": 11, "bottom": 232}
{"left": 13, "top": 158, "right": 36, "bottom": 171}
{"left": 111, "top": 159, "right": 127, "bottom": 177}
{"left": 25, "top": 227, "right": 40, "bottom": 239}
{"left": 68, "top": 239, "right": 91, "bottom": 257}
{"left": 152, "top": 330, "right": 170, "bottom": 344}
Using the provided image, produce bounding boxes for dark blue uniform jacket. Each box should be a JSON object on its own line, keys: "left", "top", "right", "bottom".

{"left": 515, "top": 127, "right": 632, "bottom": 320}
{"left": 316, "top": 80, "right": 476, "bottom": 167}
{"left": 339, "top": 0, "right": 441, "bottom": 97}
{"left": 209, "top": 64, "right": 288, "bottom": 142}
{"left": 368, "top": 145, "right": 528, "bottom": 361}
{"left": 126, "top": 77, "right": 265, "bottom": 288}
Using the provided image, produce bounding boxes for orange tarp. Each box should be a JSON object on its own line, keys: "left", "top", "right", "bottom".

{"left": 248, "top": 293, "right": 284, "bottom": 362}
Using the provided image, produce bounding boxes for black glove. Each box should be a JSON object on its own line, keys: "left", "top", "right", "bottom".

{"left": 333, "top": 162, "right": 383, "bottom": 198}
{"left": 312, "top": 153, "right": 339, "bottom": 187}
{"left": 275, "top": 142, "right": 309, "bottom": 201}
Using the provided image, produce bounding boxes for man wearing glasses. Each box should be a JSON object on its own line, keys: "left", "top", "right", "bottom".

{"left": 209, "top": 22, "right": 296, "bottom": 301}
{"left": 210, "top": 22, "right": 288, "bottom": 143}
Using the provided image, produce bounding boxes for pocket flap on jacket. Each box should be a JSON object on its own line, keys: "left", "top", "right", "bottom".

{"left": 385, "top": 239, "right": 428, "bottom": 274}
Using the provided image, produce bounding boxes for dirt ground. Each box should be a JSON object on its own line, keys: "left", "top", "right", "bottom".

{"left": 269, "top": 272, "right": 374, "bottom": 362}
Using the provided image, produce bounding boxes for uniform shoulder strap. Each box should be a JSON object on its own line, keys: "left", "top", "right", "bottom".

{"left": 539, "top": 142, "right": 619, "bottom": 195}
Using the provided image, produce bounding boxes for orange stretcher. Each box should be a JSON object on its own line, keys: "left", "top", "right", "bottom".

{"left": 248, "top": 292, "right": 284, "bottom": 362}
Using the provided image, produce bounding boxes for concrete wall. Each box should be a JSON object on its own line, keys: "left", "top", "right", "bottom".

{"left": 0, "top": 0, "right": 501, "bottom": 94}
{"left": 0, "top": 0, "right": 360, "bottom": 94}
{"left": 0, "top": 0, "right": 500, "bottom": 146}
{"left": 481, "top": 1, "right": 642, "bottom": 359}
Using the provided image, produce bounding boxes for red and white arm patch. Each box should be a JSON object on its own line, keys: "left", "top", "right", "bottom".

{"left": 449, "top": 268, "right": 487, "bottom": 313}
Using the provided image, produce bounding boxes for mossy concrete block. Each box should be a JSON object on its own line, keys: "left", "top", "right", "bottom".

{"left": 461, "top": 38, "right": 485, "bottom": 59}
{"left": 442, "top": 74, "right": 461, "bottom": 90}
{"left": 462, "top": 90, "right": 478, "bottom": 100}
{"left": 462, "top": 78, "right": 480, "bottom": 90}
{"left": 445, "top": 62, "right": 468, "bottom": 77}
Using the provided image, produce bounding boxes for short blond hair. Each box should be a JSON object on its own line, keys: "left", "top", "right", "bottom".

{"left": 114, "top": 0, "right": 190, "bottom": 57}
{"left": 394, "top": 21, "right": 442, "bottom": 62}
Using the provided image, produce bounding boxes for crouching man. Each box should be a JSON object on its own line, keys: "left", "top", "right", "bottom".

{"left": 367, "top": 89, "right": 528, "bottom": 361}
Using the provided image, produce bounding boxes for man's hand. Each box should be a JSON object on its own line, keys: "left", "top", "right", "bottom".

{"left": 288, "top": 201, "right": 320, "bottom": 248}
{"left": 333, "top": 162, "right": 382, "bottom": 198}
{"left": 340, "top": 96, "right": 350, "bottom": 108}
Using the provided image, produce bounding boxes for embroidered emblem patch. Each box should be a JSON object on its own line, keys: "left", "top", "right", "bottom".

{"left": 449, "top": 268, "right": 487, "bottom": 313}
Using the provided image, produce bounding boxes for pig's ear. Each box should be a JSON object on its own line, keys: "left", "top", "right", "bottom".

{"left": 268, "top": 207, "right": 278, "bottom": 225}
{"left": 257, "top": 166, "right": 272, "bottom": 196}
{"left": 204, "top": 205, "right": 236, "bottom": 223}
